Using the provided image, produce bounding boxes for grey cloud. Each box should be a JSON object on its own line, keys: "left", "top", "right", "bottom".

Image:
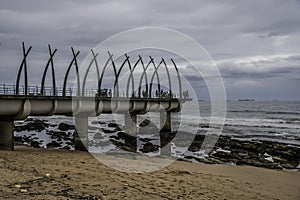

{"left": 218, "top": 54, "right": 300, "bottom": 80}
{"left": 0, "top": 0, "right": 300, "bottom": 99}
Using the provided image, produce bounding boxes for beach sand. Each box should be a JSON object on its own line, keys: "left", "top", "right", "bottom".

{"left": 0, "top": 146, "right": 299, "bottom": 200}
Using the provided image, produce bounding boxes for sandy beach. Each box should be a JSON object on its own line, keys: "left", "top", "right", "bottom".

{"left": 0, "top": 146, "right": 299, "bottom": 200}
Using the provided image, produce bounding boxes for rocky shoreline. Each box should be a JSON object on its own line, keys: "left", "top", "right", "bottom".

{"left": 13, "top": 118, "right": 300, "bottom": 171}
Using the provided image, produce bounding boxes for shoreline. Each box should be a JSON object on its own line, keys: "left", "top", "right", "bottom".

{"left": 0, "top": 146, "right": 299, "bottom": 199}
{"left": 13, "top": 117, "right": 300, "bottom": 171}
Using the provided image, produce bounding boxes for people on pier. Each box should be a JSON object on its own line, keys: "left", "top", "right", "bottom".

{"left": 183, "top": 90, "right": 189, "bottom": 98}
{"left": 95, "top": 88, "right": 179, "bottom": 99}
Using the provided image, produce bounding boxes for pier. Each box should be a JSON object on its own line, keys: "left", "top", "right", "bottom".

{"left": 0, "top": 43, "right": 191, "bottom": 151}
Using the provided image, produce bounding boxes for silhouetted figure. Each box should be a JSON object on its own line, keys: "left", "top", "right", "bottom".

{"left": 183, "top": 90, "right": 189, "bottom": 98}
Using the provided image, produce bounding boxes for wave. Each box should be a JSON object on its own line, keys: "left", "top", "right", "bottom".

{"left": 228, "top": 110, "right": 300, "bottom": 115}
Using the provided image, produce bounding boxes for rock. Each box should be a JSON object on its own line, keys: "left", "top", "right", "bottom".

{"left": 109, "top": 135, "right": 120, "bottom": 140}
{"left": 91, "top": 120, "right": 106, "bottom": 125}
{"left": 138, "top": 119, "right": 159, "bottom": 135}
{"left": 58, "top": 123, "right": 75, "bottom": 131}
{"left": 183, "top": 134, "right": 300, "bottom": 170}
{"left": 14, "top": 126, "right": 23, "bottom": 132}
{"left": 160, "top": 131, "right": 177, "bottom": 148}
{"left": 140, "top": 142, "right": 159, "bottom": 153}
{"left": 109, "top": 139, "right": 136, "bottom": 152}
{"left": 46, "top": 141, "right": 62, "bottom": 148}
{"left": 66, "top": 141, "right": 74, "bottom": 146}
{"left": 109, "top": 131, "right": 137, "bottom": 152}
{"left": 281, "top": 163, "right": 296, "bottom": 169}
{"left": 139, "top": 119, "right": 151, "bottom": 127}
{"left": 188, "top": 134, "right": 206, "bottom": 152}
{"left": 117, "top": 131, "right": 137, "bottom": 142}
{"left": 139, "top": 138, "right": 155, "bottom": 143}
{"left": 30, "top": 141, "right": 41, "bottom": 148}
{"left": 108, "top": 122, "right": 120, "bottom": 128}
{"left": 121, "top": 145, "right": 136, "bottom": 152}
{"left": 185, "top": 156, "right": 218, "bottom": 164}
{"left": 61, "top": 145, "right": 71, "bottom": 150}
{"left": 88, "top": 126, "right": 100, "bottom": 131}
{"left": 47, "top": 130, "right": 72, "bottom": 141}
{"left": 15, "top": 119, "right": 50, "bottom": 132}
{"left": 102, "top": 128, "right": 117, "bottom": 134}
{"left": 93, "top": 132, "right": 104, "bottom": 140}
{"left": 200, "top": 125, "right": 210, "bottom": 128}
{"left": 14, "top": 136, "right": 24, "bottom": 143}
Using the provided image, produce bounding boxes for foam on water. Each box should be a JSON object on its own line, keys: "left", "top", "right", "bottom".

{"left": 14, "top": 101, "right": 300, "bottom": 151}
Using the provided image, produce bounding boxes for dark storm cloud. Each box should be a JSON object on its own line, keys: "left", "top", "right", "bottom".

{"left": 0, "top": 0, "right": 299, "bottom": 99}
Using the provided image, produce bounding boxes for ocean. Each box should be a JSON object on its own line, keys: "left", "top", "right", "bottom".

{"left": 197, "top": 100, "right": 300, "bottom": 146}
{"left": 15, "top": 100, "right": 300, "bottom": 151}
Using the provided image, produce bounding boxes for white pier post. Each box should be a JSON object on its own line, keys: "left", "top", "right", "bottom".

{"left": 74, "top": 116, "right": 88, "bottom": 151}
{"left": 124, "top": 113, "right": 137, "bottom": 152}
{"left": 124, "top": 113, "right": 137, "bottom": 135}
{"left": 0, "top": 120, "right": 14, "bottom": 150}
{"left": 160, "top": 111, "right": 172, "bottom": 156}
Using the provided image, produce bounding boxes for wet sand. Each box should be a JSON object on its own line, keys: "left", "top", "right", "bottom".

{"left": 0, "top": 146, "right": 299, "bottom": 200}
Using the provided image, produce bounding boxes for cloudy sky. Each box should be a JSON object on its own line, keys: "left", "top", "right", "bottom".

{"left": 0, "top": 0, "right": 299, "bottom": 100}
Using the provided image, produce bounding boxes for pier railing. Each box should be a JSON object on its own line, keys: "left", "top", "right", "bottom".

{"left": 0, "top": 84, "right": 179, "bottom": 98}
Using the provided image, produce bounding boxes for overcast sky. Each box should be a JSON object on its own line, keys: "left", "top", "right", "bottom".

{"left": 0, "top": 0, "right": 299, "bottom": 100}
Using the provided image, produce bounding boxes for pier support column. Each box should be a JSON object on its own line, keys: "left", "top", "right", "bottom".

{"left": 124, "top": 113, "right": 137, "bottom": 152}
{"left": 124, "top": 113, "right": 137, "bottom": 135}
{"left": 160, "top": 112, "right": 172, "bottom": 156}
{"left": 0, "top": 121, "right": 14, "bottom": 150}
{"left": 74, "top": 116, "right": 88, "bottom": 151}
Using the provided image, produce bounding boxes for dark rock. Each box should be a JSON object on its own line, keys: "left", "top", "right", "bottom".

{"left": 14, "top": 126, "right": 23, "bottom": 132}
{"left": 139, "top": 138, "right": 155, "bottom": 143}
{"left": 30, "top": 141, "right": 41, "bottom": 148}
{"left": 160, "top": 131, "right": 177, "bottom": 148}
{"left": 58, "top": 123, "right": 75, "bottom": 131}
{"left": 183, "top": 134, "right": 300, "bottom": 170}
{"left": 185, "top": 156, "right": 219, "bottom": 164}
{"left": 28, "top": 120, "right": 49, "bottom": 132}
{"left": 139, "top": 119, "right": 151, "bottom": 127}
{"left": 121, "top": 145, "right": 136, "bottom": 152}
{"left": 108, "top": 122, "right": 120, "bottom": 128}
{"left": 236, "top": 158, "right": 282, "bottom": 170}
{"left": 188, "top": 134, "right": 206, "bottom": 152}
{"left": 14, "top": 136, "right": 24, "bottom": 143}
{"left": 109, "top": 135, "right": 120, "bottom": 140}
{"left": 61, "top": 145, "right": 71, "bottom": 150}
{"left": 46, "top": 141, "right": 62, "bottom": 148}
{"left": 138, "top": 119, "right": 159, "bottom": 135}
{"left": 93, "top": 132, "right": 104, "bottom": 140}
{"left": 89, "top": 126, "right": 100, "bottom": 131}
{"left": 66, "top": 141, "right": 74, "bottom": 146}
{"left": 109, "top": 139, "right": 136, "bottom": 152}
{"left": 102, "top": 128, "right": 117, "bottom": 134}
{"left": 281, "top": 163, "right": 296, "bottom": 169}
{"left": 91, "top": 120, "right": 106, "bottom": 125}
{"left": 108, "top": 132, "right": 137, "bottom": 152}
{"left": 200, "top": 125, "right": 210, "bottom": 128}
{"left": 117, "top": 131, "right": 137, "bottom": 142}
{"left": 47, "top": 130, "right": 72, "bottom": 141}
{"left": 114, "top": 126, "right": 122, "bottom": 132}
{"left": 15, "top": 119, "right": 50, "bottom": 132}
{"left": 140, "top": 142, "right": 159, "bottom": 153}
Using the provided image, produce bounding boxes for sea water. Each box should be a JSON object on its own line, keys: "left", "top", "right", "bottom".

{"left": 15, "top": 100, "right": 300, "bottom": 149}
